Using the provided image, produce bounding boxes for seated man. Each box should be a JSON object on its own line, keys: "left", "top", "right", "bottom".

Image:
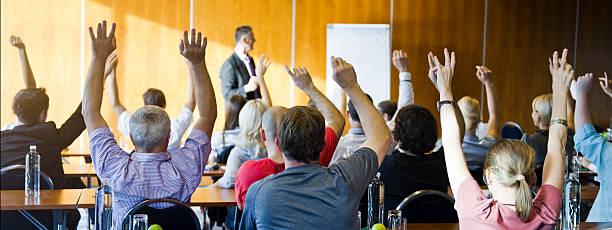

{"left": 1, "top": 35, "right": 84, "bottom": 229}
{"left": 377, "top": 100, "right": 397, "bottom": 122}
{"left": 106, "top": 51, "right": 195, "bottom": 153}
{"left": 239, "top": 57, "right": 392, "bottom": 229}
{"left": 572, "top": 73, "right": 611, "bottom": 222}
{"left": 82, "top": 22, "right": 216, "bottom": 228}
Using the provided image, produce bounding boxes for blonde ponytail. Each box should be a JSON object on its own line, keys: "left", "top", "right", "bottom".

{"left": 484, "top": 140, "right": 536, "bottom": 222}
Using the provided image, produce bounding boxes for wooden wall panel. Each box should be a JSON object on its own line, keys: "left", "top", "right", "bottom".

{"left": 392, "top": 0, "right": 486, "bottom": 127}
{"left": 194, "top": 0, "right": 292, "bottom": 133}
{"left": 85, "top": 0, "right": 190, "bottom": 139}
{"left": 294, "top": 0, "right": 391, "bottom": 106}
{"left": 485, "top": 0, "right": 577, "bottom": 134}
{"left": 575, "top": 0, "right": 612, "bottom": 129}
{"left": 1, "top": 0, "right": 82, "bottom": 147}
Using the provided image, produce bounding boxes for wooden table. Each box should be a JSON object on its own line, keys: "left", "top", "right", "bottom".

{"left": 77, "top": 187, "right": 237, "bottom": 208}
{"left": 1, "top": 189, "right": 83, "bottom": 229}
{"left": 62, "top": 163, "right": 94, "bottom": 177}
{"left": 203, "top": 168, "right": 225, "bottom": 177}
{"left": 61, "top": 151, "right": 90, "bottom": 157}
{"left": 398, "top": 222, "right": 611, "bottom": 230}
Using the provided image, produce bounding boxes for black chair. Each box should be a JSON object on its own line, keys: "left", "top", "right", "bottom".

{"left": 395, "top": 189, "right": 458, "bottom": 223}
{"left": 501, "top": 121, "right": 524, "bottom": 140}
{"left": 0, "top": 165, "right": 62, "bottom": 230}
{"left": 467, "top": 161, "right": 486, "bottom": 186}
{"left": 233, "top": 207, "right": 243, "bottom": 229}
{"left": 121, "top": 198, "right": 200, "bottom": 230}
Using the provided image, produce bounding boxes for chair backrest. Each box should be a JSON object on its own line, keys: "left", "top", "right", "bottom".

{"left": 121, "top": 198, "right": 200, "bottom": 230}
{"left": 501, "top": 121, "right": 524, "bottom": 140}
{"left": 395, "top": 189, "right": 458, "bottom": 223}
{"left": 0, "top": 165, "right": 54, "bottom": 190}
{"left": 217, "top": 145, "right": 236, "bottom": 165}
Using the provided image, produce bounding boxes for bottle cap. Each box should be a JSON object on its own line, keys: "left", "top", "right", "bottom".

{"left": 29, "top": 146, "right": 36, "bottom": 151}
{"left": 100, "top": 178, "right": 109, "bottom": 184}
{"left": 376, "top": 172, "right": 381, "bottom": 178}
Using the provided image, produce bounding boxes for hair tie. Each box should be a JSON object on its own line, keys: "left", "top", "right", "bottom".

{"left": 516, "top": 175, "right": 525, "bottom": 181}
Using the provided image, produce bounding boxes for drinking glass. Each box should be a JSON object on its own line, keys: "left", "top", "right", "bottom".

{"left": 131, "top": 214, "right": 148, "bottom": 230}
{"left": 387, "top": 210, "right": 402, "bottom": 230}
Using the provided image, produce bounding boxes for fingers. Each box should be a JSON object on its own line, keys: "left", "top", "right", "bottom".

{"left": 197, "top": 32, "right": 202, "bottom": 46}
{"left": 179, "top": 40, "right": 185, "bottom": 54}
{"left": 201, "top": 37, "right": 207, "bottom": 52}
{"left": 191, "top": 29, "right": 196, "bottom": 45}
{"left": 101, "top": 21, "right": 107, "bottom": 39}
{"left": 183, "top": 30, "right": 189, "bottom": 47}
{"left": 108, "top": 22, "right": 116, "bottom": 39}
{"left": 560, "top": 48, "right": 568, "bottom": 67}
{"left": 552, "top": 51, "right": 559, "bottom": 68}
{"left": 427, "top": 52, "right": 435, "bottom": 68}
{"left": 444, "top": 48, "right": 450, "bottom": 67}
{"left": 433, "top": 55, "right": 442, "bottom": 69}
{"left": 89, "top": 27, "right": 95, "bottom": 41}
{"left": 392, "top": 50, "right": 398, "bottom": 60}
{"left": 450, "top": 51, "right": 456, "bottom": 69}
{"left": 402, "top": 51, "right": 407, "bottom": 58}
{"left": 284, "top": 65, "right": 294, "bottom": 76}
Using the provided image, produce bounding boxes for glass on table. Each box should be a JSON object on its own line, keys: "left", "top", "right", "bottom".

{"left": 387, "top": 210, "right": 403, "bottom": 230}
{"left": 131, "top": 214, "right": 148, "bottom": 230}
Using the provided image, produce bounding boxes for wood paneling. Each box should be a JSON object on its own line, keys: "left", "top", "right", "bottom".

{"left": 85, "top": 0, "right": 190, "bottom": 138}
{"left": 194, "top": 0, "right": 292, "bottom": 132}
{"left": 392, "top": 0, "right": 486, "bottom": 126}
{"left": 294, "top": 0, "right": 391, "bottom": 106}
{"left": 575, "top": 0, "right": 612, "bottom": 128}
{"left": 1, "top": 0, "right": 82, "bottom": 147}
{"left": 485, "top": 0, "right": 577, "bottom": 134}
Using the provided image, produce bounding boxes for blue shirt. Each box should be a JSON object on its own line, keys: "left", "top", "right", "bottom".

{"left": 239, "top": 147, "right": 378, "bottom": 229}
{"left": 462, "top": 135, "right": 496, "bottom": 171}
{"left": 89, "top": 128, "right": 211, "bottom": 229}
{"left": 574, "top": 124, "right": 611, "bottom": 222}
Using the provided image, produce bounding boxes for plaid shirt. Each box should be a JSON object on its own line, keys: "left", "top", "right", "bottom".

{"left": 89, "top": 128, "right": 210, "bottom": 229}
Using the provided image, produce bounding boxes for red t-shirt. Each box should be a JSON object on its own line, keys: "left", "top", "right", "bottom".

{"left": 454, "top": 178, "right": 561, "bottom": 230}
{"left": 234, "top": 127, "right": 338, "bottom": 208}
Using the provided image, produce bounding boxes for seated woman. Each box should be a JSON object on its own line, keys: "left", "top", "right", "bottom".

{"left": 209, "top": 94, "right": 247, "bottom": 164}
{"left": 457, "top": 66, "right": 501, "bottom": 185}
{"left": 214, "top": 99, "right": 269, "bottom": 188}
{"left": 523, "top": 93, "right": 575, "bottom": 185}
{"left": 435, "top": 48, "right": 568, "bottom": 228}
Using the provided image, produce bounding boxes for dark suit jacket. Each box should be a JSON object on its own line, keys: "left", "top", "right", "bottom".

{"left": 1, "top": 103, "right": 86, "bottom": 189}
{"left": 220, "top": 53, "right": 260, "bottom": 100}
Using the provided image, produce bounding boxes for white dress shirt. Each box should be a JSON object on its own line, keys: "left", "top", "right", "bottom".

{"left": 234, "top": 47, "right": 254, "bottom": 77}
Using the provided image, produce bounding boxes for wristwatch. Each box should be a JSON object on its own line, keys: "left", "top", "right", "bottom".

{"left": 437, "top": 100, "right": 456, "bottom": 111}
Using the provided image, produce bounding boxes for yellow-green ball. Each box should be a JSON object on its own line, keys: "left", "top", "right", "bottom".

{"left": 371, "top": 223, "right": 385, "bottom": 230}
{"left": 148, "top": 224, "right": 163, "bottom": 230}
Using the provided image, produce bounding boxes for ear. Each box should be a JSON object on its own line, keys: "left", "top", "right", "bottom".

{"left": 485, "top": 168, "right": 494, "bottom": 185}
{"left": 383, "top": 113, "right": 390, "bottom": 121}
{"left": 260, "top": 129, "right": 267, "bottom": 142}
{"left": 39, "top": 110, "right": 48, "bottom": 122}
{"left": 345, "top": 110, "right": 351, "bottom": 119}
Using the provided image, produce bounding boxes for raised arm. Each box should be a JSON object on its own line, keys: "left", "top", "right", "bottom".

{"left": 256, "top": 54, "right": 272, "bottom": 106}
{"left": 476, "top": 66, "right": 501, "bottom": 140}
{"left": 104, "top": 51, "right": 127, "bottom": 117}
{"left": 331, "top": 57, "right": 392, "bottom": 166}
{"left": 432, "top": 49, "right": 471, "bottom": 191}
{"left": 428, "top": 52, "right": 466, "bottom": 139}
{"left": 184, "top": 69, "right": 196, "bottom": 111}
{"left": 600, "top": 72, "right": 612, "bottom": 98}
{"left": 542, "top": 49, "right": 573, "bottom": 189}
{"left": 573, "top": 73, "right": 593, "bottom": 133}
{"left": 285, "top": 65, "right": 345, "bottom": 140}
{"left": 181, "top": 29, "right": 216, "bottom": 137}
{"left": 9, "top": 36, "right": 36, "bottom": 89}
{"left": 82, "top": 21, "right": 116, "bottom": 132}
{"left": 388, "top": 50, "right": 414, "bottom": 128}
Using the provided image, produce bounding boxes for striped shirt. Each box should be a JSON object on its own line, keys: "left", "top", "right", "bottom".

{"left": 89, "top": 128, "right": 211, "bottom": 229}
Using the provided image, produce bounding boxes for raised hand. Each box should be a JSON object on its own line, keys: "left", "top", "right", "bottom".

{"left": 285, "top": 65, "right": 314, "bottom": 91}
{"left": 392, "top": 50, "right": 409, "bottom": 72}
{"left": 549, "top": 49, "right": 573, "bottom": 94}
{"left": 330, "top": 56, "right": 358, "bottom": 89}
{"left": 475, "top": 66, "right": 493, "bottom": 84}
{"left": 88, "top": 20, "right": 116, "bottom": 60}
{"left": 573, "top": 73, "right": 594, "bottom": 100}
{"left": 431, "top": 48, "right": 456, "bottom": 91}
{"left": 427, "top": 52, "right": 438, "bottom": 89}
{"left": 599, "top": 72, "right": 612, "bottom": 98}
{"left": 104, "top": 50, "right": 118, "bottom": 77}
{"left": 256, "top": 54, "right": 271, "bottom": 77}
{"left": 9, "top": 35, "right": 25, "bottom": 49}
{"left": 180, "top": 28, "right": 207, "bottom": 65}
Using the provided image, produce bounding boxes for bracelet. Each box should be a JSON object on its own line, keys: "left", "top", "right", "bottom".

{"left": 437, "top": 100, "right": 456, "bottom": 111}
{"left": 550, "top": 119, "right": 568, "bottom": 127}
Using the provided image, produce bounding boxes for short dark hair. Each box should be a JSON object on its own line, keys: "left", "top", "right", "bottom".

{"left": 12, "top": 88, "right": 49, "bottom": 125}
{"left": 377, "top": 100, "right": 397, "bottom": 118}
{"left": 348, "top": 93, "right": 373, "bottom": 122}
{"left": 234, "top": 26, "right": 252, "bottom": 43}
{"left": 278, "top": 106, "right": 325, "bottom": 163}
{"left": 393, "top": 105, "right": 438, "bottom": 155}
{"left": 143, "top": 88, "right": 166, "bottom": 108}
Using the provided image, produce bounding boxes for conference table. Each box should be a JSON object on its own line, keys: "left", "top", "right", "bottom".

{"left": 74, "top": 187, "right": 237, "bottom": 208}
{"left": 64, "top": 163, "right": 225, "bottom": 177}
{"left": 399, "top": 222, "right": 612, "bottom": 230}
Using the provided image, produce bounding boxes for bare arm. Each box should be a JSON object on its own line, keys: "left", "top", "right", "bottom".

{"left": 285, "top": 65, "right": 345, "bottom": 140}
{"left": 476, "top": 66, "right": 501, "bottom": 139}
{"left": 542, "top": 49, "right": 573, "bottom": 190}
{"left": 184, "top": 70, "right": 196, "bottom": 111}
{"left": 256, "top": 54, "right": 272, "bottom": 106}
{"left": 104, "top": 51, "right": 127, "bottom": 117}
{"left": 427, "top": 52, "right": 465, "bottom": 139}
{"left": 10, "top": 36, "right": 36, "bottom": 89}
{"left": 181, "top": 29, "right": 216, "bottom": 137}
{"left": 331, "top": 57, "right": 392, "bottom": 166}
{"left": 573, "top": 74, "right": 594, "bottom": 134}
{"left": 83, "top": 21, "right": 116, "bottom": 133}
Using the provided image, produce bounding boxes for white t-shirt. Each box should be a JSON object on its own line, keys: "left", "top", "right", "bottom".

{"left": 117, "top": 107, "right": 194, "bottom": 153}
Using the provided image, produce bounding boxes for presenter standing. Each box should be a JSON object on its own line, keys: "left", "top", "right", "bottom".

{"left": 220, "top": 26, "right": 260, "bottom": 100}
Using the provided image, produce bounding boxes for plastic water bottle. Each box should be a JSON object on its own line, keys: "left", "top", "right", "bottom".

{"left": 368, "top": 172, "right": 384, "bottom": 228}
{"left": 25, "top": 145, "right": 40, "bottom": 197}
{"left": 562, "top": 151, "right": 581, "bottom": 230}
{"left": 95, "top": 179, "right": 113, "bottom": 230}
